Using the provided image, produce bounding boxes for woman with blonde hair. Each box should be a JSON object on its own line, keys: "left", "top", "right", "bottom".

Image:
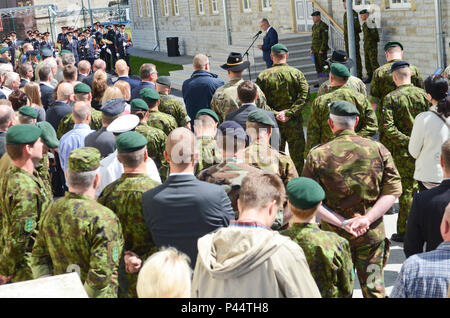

{"left": 113, "top": 80, "right": 132, "bottom": 114}
{"left": 91, "top": 70, "right": 109, "bottom": 110}
{"left": 23, "top": 82, "right": 46, "bottom": 121}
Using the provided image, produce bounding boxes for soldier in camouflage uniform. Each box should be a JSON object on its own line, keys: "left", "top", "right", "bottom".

{"left": 310, "top": 11, "right": 329, "bottom": 85}
{"left": 242, "top": 109, "right": 298, "bottom": 186}
{"left": 380, "top": 61, "right": 431, "bottom": 242}
{"left": 281, "top": 177, "right": 354, "bottom": 298}
{"left": 198, "top": 121, "right": 262, "bottom": 217}
{"left": 193, "top": 109, "right": 222, "bottom": 174}
{"left": 317, "top": 50, "right": 366, "bottom": 97}
{"left": 130, "top": 99, "right": 168, "bottom": 181}
{"left": 302, "top": 101, "right": 403, "bottom": 298}
{"left": 256, "top": 43, "right": 309, "bottom": 173}
{"left": 359, "top": 9, "right": 380, "bottom": 83}
{"left": 343, "top": 0, "right": 362, "bottom": 79}
{"left": 156, "top": 76, "right": 192, "bottom": 128}
{"left": 57, "top": 83, "right": 103, "bottom": 139}
{"left": 305, "top": 63, "right": 377, "bottom": 156}
{"left": 98, "top": 132, "right": 160, "bottom": 298}
{"left": 210, "top": 52, "right": 269, "bottom": 122}
{"left": 369, "top": 41, "right": 424, "bottom": 114}
{"left": 36, "top": 121, "right": 60, "bottom": 197}
{"left": 141, "top": 87, "right": 177, "bottom": 136}
{"left": 31, "top": 147, "right": 124, "bottom": 298}
{"left": 0, "top": 125, "right": 51, "bottom": 284}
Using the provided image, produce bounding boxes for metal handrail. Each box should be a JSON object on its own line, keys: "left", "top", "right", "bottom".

{"left": 310, "top": 0, "right": 345, "bottom": 51}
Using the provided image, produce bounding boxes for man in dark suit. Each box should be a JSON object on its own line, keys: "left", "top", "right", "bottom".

{"left": 39, "top": 65, "right": 55, "bottom": 111}
{"left": 19, "top": 63, "right": 33, "bottom": 89}
{"left": 130, "top": 63, "right": 157, "bottom": 100}
{"left": 46, "top": 82, "right": 73, "bottom": 131}
{"left": 113, "top": 59, "right": 140, "bottom": 91}
{"left": 257, "top": 18, "right": 278, "bottom": 68}
{"left": 404, "top": 139, "right": 450, "bottom": 258}
{"left": 226, "top": 80, "right": 280, "bottom": 150}
{"left": 62, "top": 32, "right": 79, "bottom": 64}
{"left": 142, "top": 128, "right": 234, "bottom": 267}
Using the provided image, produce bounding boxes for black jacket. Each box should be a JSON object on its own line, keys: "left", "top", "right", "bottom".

{"left": 39, "top": 83, "right": 54, "bottom": 111}
{"left": 46, "top": 100, "right": 72, "bottom": 131}
{"left": 404, "top": 179, "right": 450, "bottom": 258}
{"left": 142, "top": 174, "right": 234, "bottom": 267}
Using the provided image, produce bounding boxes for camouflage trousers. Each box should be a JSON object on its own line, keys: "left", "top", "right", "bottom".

{"left": 351, "top": 238, "right": 390, "bottom": 298}
{"left": 364, "top": 45, "right": 380, "bottom": 80}
{"left": 313, "top": 51, "right": 328, "bottom": 74}
{"left": 395, "top": 156, "right": 418, "bottom": 236}
{"left": 280, "top": 117, "right": 305, "bottom": 174}
{"left": 345, "top": 40, "right": 363, "bottom": 79}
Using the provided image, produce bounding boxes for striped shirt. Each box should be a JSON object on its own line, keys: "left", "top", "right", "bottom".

{"left": 390, "top": 241, "right": 450, "bottom": 298}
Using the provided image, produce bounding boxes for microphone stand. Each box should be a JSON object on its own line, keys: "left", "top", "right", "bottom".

{"left": 243, "top": 32, "right": 261, "bottom": 81}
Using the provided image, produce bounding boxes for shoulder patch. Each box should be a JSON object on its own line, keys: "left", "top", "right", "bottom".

{"left": 24, "top": 218, "right": 35, "bottom": 232}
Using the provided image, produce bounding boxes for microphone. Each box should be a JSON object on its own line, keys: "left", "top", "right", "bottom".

{"left": 253, "top": 30, "right": 262, "bottom": 38}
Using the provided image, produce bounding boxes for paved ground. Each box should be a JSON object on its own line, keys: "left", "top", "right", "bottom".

{"left": 128, "top": 47, "right": 194, "bottom": 65}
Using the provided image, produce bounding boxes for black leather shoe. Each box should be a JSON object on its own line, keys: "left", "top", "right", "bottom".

{"left": 391, "top": 233, "right": 404, "bottom": 242}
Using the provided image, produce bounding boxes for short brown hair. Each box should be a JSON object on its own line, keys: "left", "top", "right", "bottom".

{"left": 289, "top": 203, "right": 320, "bottom": 220}
{"left": 237, "top": 81, "right": 257, "bottom": 104}
{"left": 6, "top": 139, "right": 38, "bottom": 160}
{"left": 63, "top": 64, "right": 77, "bottom": 81}
{"left": 8, "top": 90, "right": 29, "bottom": 111}
{"left": 239, "top": 172, "right": 286, "bottom": 212}
{"left": 442, "top": 138, "right": 450, "bottom": 170}
{"left": 118, "top": 147, "right": 146, "bottom": 168}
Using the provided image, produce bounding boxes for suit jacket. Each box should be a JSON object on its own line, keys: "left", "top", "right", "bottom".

{"left": 142, "top": 174, "right": 234, "bottom": 267}
{"left": 46, "top": 100, "right": 72, "bottom": 131}
{"left": 404, "top": 179, "right": 450, "bottom": 258}
{"left": 39, "top": 83, "right": 54, "bottom": 111}
{"left": 116, "top": 32, "right": 130, "bottom": 56}
{"left": 114, "top": 76, "right": 140, "bottom": 91}
{"left": 130, "top": 81, "right": 155, "bottom": 100}
{"left": 262, "top": 27, "right": 278, "bottom": 68}
{"left": 63, "top": 39, "right": 79, "bottom": 63}
{"left": 225, "top": 103, "right": 281, "bottom": 150}
{"left": 20, "top": 78, "right": 30, "bottom": 89}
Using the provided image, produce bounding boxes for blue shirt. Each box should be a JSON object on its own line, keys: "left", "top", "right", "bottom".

{"left": 59, "top": 123, "right": 94, "bottom": 172}
{"left": 390, "top": 241, "right": 450, "bottom": 298}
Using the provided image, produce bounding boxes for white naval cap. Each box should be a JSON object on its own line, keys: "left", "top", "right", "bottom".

{"left": 107, "top": 114, "right": 140, "bottom": 134}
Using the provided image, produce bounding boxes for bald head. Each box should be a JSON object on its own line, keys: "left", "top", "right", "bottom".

{"left": 115, "top": 59, "right": 129, "bottom": 76}
{"left": 441, "top": 203, "right": 450, "bottom": 242}
{"left": 57, "top": 82, "right": 74, "bottom": 102}
{"left": 93, "top": 59, "right": 106, "bottom": 72}
{"left": 193, "top": 54, "right": 209, "bottom": 71}
{"left": 72, "top": 101, "right": 91, "bottom": 123}
{"left": 165, "top": 128, "right": 198, "bottom": 167}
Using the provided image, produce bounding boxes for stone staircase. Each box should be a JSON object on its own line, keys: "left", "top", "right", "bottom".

{"left": 169, "top": 33, "right": 320, "bottom": 91}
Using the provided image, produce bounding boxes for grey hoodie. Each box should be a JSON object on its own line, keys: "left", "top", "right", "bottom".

{"left": 191, "top": 225, "right": 321, "bottom": 298}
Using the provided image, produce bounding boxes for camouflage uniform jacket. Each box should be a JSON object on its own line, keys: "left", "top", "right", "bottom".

{"left": 344, "top": 10, "right": 361, "bottom": 43}
{"left": 241, "top": 140, "right": 298, "bottom": 186}
{"left": 135, "top": 123, "right": 168, "bottom": 181}
{"left": 281, "top": 222, "right": 354, "bottom": 298}
{"left": 197, "top": 157, "right": 262, "bottom": 217}
{"left": 302, "top": 129, "right": 403, "bottom": 245}
{"left": 159, "top": 93, "right": 191, "bottom": 127}
{"left": 98, "top": 173, "right": 160, "bottom": 298}
{"left": 369, "top": 59, "right": 425, "bottom": 106}
{"left": 311, "top": 21, "right": 329, "bottom": 52}
{"left": 362, "top": 19, "right": 379, "bottom": 48}
{"left": 380, "top": 84, "right": 431, "bottom": 154}
{"left": 57, "top": 108, "right": 103, "bottom": 139}
{"left": 210, "top": 77, "right": 269, "bottom": 122}
{"left": 256, "top": 63, "right": 309, "bottom": 118}
{"left": 305, "top": 85, "right": 378, "bottom": 155}
{"left": 195, "top": 136, "right": 223, "bottom": 175}
{"left": 0, "top": 166, "right": 52, "bottom": 282}
{"left": 318, "top": 76, "right": 367, "bottom": 97}
{"left": 31, "top": 192, "right": 124, "bottom": 298}
{"left": 146, "top": 109, "right": 177, "bottom": 136}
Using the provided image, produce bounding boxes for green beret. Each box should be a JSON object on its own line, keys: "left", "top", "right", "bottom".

{"left": 130, "top": 98, "right": 149, "bottom": 111}
{"left": 329, "top": 100, "right": 360, "bottom": 117}
{"left": 6, "top": 124, "right": 42, "bottom": 144}
{"left": 247, "top": 109, "right": 275, "bottom": 127}
{"left": 330, "top": 63, "right": 351, "bottom": 78}
{"left": 60, "top": 50, "right": 72, "bottom": 56}
{"left": 384, "top": 41, "right": 403, "bottom": 52}
{"left": 36, "top": 121, "right": 59, "bottom": 149}
{"left": 116, "top": 131, "right": 147, "bottom": 153}
{"left": 287, "top": 177, "right": 325, "bottom": 210}
{"left": 196, "top": 108, "right": 219, "bottom": 123}
{"left": 311, "top": 11, "right": 321, "bottom": 16}
{"left": 74, "top": 83, "right": 92, "bottom": 94}
{"left": 359, "top": 9, "right": 369, "bottom": 14}
{"left": 271, "top": 43, "right": 288, "bottom": 53}
{"left": 18, "top": 106, "right": 38, "bottom": 119}
{"left": 156, "top": 76, "right": 171, "bottom": 87}
{"left": 68, "top": 147, "right": 101, "bottom": 172}
{"left": 140, "top": 88, "right": 160, "bottom": 102}
{"left": 0, "top": 47, "right": 8, "bottom": 54}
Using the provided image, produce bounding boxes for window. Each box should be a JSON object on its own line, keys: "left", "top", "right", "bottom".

{"left": 162, "top": 0, "right": 170, "bottom": 16}
{"left": 243, "top": 0, "right": 251, "bottom": 12}
{"left": 136, "top": 0, "right": 143, "bottom": 17}
{"left": 173, "top": 0, "right": 180, "bottom": 15}
{"left": 352, "top": 0, "right": 371, "bottom": 11}
{"left": 198, "top": 0, "right": 205, "bottom": 14}
{"left": 262, "top": 0, "right": 271, "bottom": 11}
{"left": 146, "top": 0, "right": 152, "bottom": 17}
{"left": 389, "top": 0, "right": 411, "bottom": 9}
{"left": 211, "top": 0, "right": 219, "bottom": 14}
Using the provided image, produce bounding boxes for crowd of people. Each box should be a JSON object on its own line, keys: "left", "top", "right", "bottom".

{"left": 0, "top": 20, "right": 449, "bottom": 299}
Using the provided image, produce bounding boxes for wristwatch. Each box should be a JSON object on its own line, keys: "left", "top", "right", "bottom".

{"left": 341, "top": 219, "right": 349, "bottom": 229}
